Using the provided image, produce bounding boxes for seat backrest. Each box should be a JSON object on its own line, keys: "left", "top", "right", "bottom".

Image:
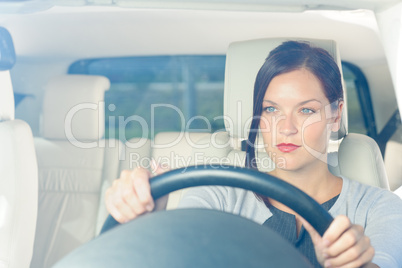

{"left": 223, "top": 37, "right": 389, "bottom": 189}
{"left": 152, "top": 132, "right": 231, "bottom": 209}
{"left": 31, "top": 75, "right": 117, "bottom": 268}
{"left": 384, "top": 125, "right": 402, "bottom": 191}
{"left": 95, "top": 137, "right": 152, "bottom": 233}
{"left": 0, "top": 69, "right": 38, "bottom": 267}
{"left": 337, "top": 133, "right": 389, "bottom": 189}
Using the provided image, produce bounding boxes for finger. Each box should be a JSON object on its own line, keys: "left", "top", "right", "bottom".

{"left": 107, "top": 200, "right": 135, "bottom": 223}
{"left": 106, "top": 187, "right": 136, "bottom": 223}
{"left": 119, "top": 169, "right": 132, "bottom": 181}
{"left": 326, "top": 224, "right": 364, "bottom": 257}
{"left": 300, "top": 216, "right": 322, "bottom": 245}
{"left": 131, "top": 167, "right": 155, "bottom": 212}
{"left": 118, "top": 169, "right": 147, "bottom": 217}
{"left": 299, "top": 216, "right": 328, "bottom": 265}
{"left": 151, "top": 158, "right": 170, "bottom": 176}
{"left": 106, "top": 169, "right": 151, "bottom": 223}
{"left": 325, "top": 241, "right": 374, "bottom": 268}
{"left": 323, "top": 215, "right": 352, "bottom": 246}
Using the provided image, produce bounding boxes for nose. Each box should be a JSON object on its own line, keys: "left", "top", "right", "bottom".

{"left": 278, "top": 114, "right": 298, "bottom": 136}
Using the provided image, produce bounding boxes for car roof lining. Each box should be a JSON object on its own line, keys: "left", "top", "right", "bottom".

{"left": 2, "top": 8, "right": 383, "bottom": 65}
{"left": 0, "top": 0, "right": 400, "bottom": 14}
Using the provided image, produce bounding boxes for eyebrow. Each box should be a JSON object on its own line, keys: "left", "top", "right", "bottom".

{"left": 263, "top": 99, "right": 322, "bottom": 106}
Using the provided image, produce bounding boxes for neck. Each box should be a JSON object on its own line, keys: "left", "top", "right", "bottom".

{"left": 268, "top": 160, "right": 342, "bottom": 211}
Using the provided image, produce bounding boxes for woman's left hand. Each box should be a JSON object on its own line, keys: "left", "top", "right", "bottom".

{"left": 301, "top": 215, "right": 377, "bottom": 268}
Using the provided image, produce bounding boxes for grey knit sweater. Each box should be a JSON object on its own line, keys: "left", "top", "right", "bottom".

{"left": 177, "top": 176, "right": 402, "bottom": 267}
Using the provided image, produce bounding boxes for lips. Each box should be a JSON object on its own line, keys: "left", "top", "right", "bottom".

{"left": 276, "top": 143, "right": 301, "bottom": 153}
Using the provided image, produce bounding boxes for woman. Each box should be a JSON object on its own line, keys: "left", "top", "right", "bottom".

{"left": 105, "top": 41, "right": 402, "bottom": 267}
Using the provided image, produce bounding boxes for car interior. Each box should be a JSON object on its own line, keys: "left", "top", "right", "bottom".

{"left": 0, "top": 45, "right": 38, "bottom": 268}
{"left": 0, "top": 0, "right": 401, "bottom": 267}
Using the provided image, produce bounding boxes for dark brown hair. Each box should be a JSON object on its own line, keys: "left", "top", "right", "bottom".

{"left": 245, "top": 40, "right": 343, "bottom": 169}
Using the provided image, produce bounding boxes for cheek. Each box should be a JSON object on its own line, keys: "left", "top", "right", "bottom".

{"left": 259, "top": 114, "right": 274, "bottom": 137}
{"left": 260, "top": 115, "right": 273, "bottom": 146}
{"left": 259, "top": 114, "right": 271, "bottom": 130}
{"left": 302, "top": 119, "right": 329, "bottom": 147}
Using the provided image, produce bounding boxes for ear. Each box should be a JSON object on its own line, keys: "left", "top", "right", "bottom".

{"left": 331, "top": 100, "right": 344, "bottom": 132}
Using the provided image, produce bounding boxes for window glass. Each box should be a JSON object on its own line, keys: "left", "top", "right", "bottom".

{"left": 69, "top": 57, "right": 371, "bottom": 141}
{"left": 341, "top": 64, "right": 368, "bottom": 135}
{"left": 69, "top": 56, "right": 226, "bottom": 141}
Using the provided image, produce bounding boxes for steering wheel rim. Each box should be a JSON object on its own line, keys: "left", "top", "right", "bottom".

{"left": 103, "top": 165, "right": 333, "bottom": 235}
{"left": 55, "top": 165, "right": 334, "bottom": 268}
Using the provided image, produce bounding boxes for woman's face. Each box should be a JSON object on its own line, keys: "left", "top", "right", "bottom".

{"left": 259, "top": 68, "right": 343, "bottom": 172}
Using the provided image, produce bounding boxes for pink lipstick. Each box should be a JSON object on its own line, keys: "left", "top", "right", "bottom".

{"left": 276, "top": 143, "right": 301, "bottom": 153}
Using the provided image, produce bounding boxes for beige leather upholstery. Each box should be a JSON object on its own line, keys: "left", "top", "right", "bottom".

{"left": 152, "top": 132, "right": 231, "bottom": 209}
{"left": 42, "top": 75, "right": 110, "bottom": 140}
{"left": 338, "top": 134, "right": 389, "bottom": 189}
{"left": 119, "top": 137, "right": 152, "bottom": 172}
{"left": 0, "top": 71, "right": 14, "bottom": 121}
{"left": 0, "top": 70, "right": 38, "bottom": 268}
{"left": 384, "top": 126, "right": 402, "bottom": 191}
{"left": 395, "top": 185, "right": 402, "bottom": 198}
{"left": 31, "top": 75, "right": 118, "bottom": 268}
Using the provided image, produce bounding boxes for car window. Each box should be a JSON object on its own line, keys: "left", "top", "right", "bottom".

{"left": 341, "top": 62, "right": 375, "bottom": 137}
{"left": 342, "top": 64, "right": 367, "bottom": 135}
{"left": 69, "top": 56, "right": 226, "bottom": 140}
{"left": 69, "top": 57, "right": 371, "bottom": 141}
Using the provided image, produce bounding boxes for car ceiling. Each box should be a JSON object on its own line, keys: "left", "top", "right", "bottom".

{"left": 0, "top": 0, "right": 400, "bottom": 13}
{"left": 0, "top": 7, "right": 385, "bottom": 67}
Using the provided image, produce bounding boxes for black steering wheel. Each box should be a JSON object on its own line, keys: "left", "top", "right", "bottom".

{"left": 54, "top": 165, "right": 333, "bottom": 268}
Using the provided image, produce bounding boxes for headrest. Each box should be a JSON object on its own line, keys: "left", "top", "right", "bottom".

{"left": 0, "top": 71, "right": 15, "bottom": 121}
{"left": 338, "top": 133, "right": 389, "bottom": 189}
{"left": 224, "top": 38, "right": 347, "bottom": 141}
{"left": 42, "top": 75, "right": 110, "bottom": 140}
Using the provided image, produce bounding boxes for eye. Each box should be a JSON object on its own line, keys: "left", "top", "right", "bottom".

{"left": 263, "top": 106, "right": 277, "bottom": 113}
{"left": 300, "top": 108, "right": 316, "bottom": 114}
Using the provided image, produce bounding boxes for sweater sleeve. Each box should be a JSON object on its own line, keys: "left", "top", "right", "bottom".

{"left": 177, "top": 186, "right": 229, "bottom": 211}
{"left": 177, "top": 186, "right": 272, "bottom": 225}
{"left": 363, "top": 190, "right": 402, "bottom": 267}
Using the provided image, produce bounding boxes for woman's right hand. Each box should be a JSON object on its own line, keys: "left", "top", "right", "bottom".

{"left": 105, "top": 161, "right": 167, "bottom": 223}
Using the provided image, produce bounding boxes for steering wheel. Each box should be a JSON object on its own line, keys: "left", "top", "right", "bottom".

{"left": 54, "top": 165, "right": 333, "bottom": 268}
